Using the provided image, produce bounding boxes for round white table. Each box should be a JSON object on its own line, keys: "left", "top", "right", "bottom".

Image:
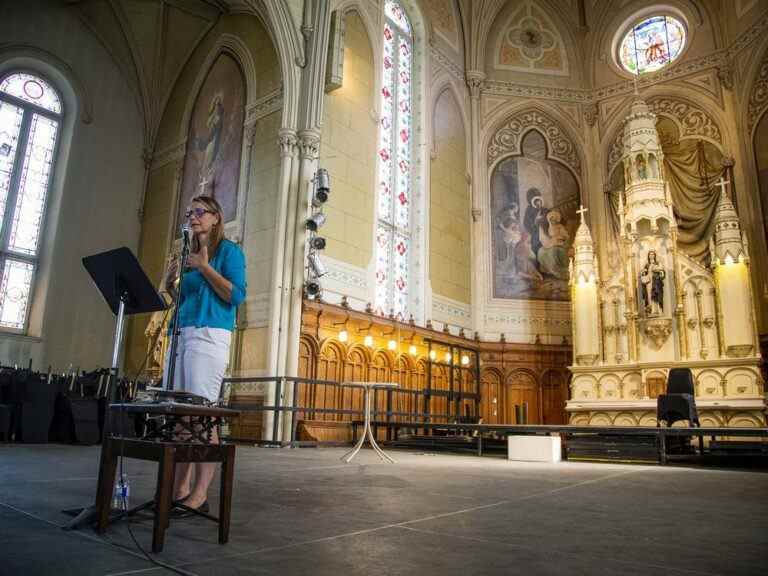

{"left": 341, "top": 381, "right": 398, "bottom": 463}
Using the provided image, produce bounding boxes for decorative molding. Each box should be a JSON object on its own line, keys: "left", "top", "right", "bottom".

{"left": 245, "top": 87, "right": 283, "bottom": 123}
{"left": 432, "top": 294, "right": 472, "bottom": 326}
{"left": 487, "top": 108, "right": 581, "bottom": 176}
{"left": 493, "top": 1, "right": 569, "bottom": 77}
{"left": 483, "top": 80, "right": 590, "bottom": 103}
{"left": 319, "top": 256, "right": 368, "bottom": 304}
{"left": 150, "top": 140, "right": 186, "bottom": 170}
{"left": 430, "top": 45, "right": 465, "bottom": 82}
{"left": 747, "top": 51, "right": 768, "bottom": 133}
{"left": 583, "top": 103, "right": 598, "bottom": 127}
{"left": 483, "top": 312, "right": 571, "bottom": 329}
{"left": 729, "top": 12, "right": 768, "bottom": 56}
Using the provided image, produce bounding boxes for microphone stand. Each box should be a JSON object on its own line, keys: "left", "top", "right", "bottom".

{"left": 165, "top": 229, "right": 191, "bottom": 392}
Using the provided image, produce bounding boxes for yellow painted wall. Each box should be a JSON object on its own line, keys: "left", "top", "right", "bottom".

{"left": 319, "top": 11, "right": 376, "bottom": 269}
{"left": 124, "top": 13, "right": 280, "bottom": 374}
{"left": 430, "top": 90, "right": 470, "bottom": 304}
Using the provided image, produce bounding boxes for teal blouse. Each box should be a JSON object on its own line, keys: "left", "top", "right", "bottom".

{"left": 172, "top": 238, "right": 246, "bottom": 332}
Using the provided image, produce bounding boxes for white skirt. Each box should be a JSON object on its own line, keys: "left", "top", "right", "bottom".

{"left": 163, "top": 326, "right": 231, "bottom": 403}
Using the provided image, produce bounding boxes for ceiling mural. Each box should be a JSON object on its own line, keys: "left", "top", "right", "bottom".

{"left": 423, "top": 0, "right": 459, "bottom": 51}
{"left": 494, "top": 1, "right": 569, "bottom": 76}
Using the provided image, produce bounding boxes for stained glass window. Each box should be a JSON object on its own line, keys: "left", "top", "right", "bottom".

{"left": 619, "top": 16, "right": 686, "bottom": 75}
{"left": 0, "top": 72, "right": 61, "bottom": 330}
{"left": 375, "top": 1, "right": 412, "bottom": 320}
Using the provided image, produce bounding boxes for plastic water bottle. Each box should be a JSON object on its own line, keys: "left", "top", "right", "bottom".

{"left": 112, "top": 475, "right": 130, "bottom": 511}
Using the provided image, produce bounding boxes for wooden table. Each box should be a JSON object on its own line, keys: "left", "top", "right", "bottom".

{"left": 94, "top": 402, "right": 240, "bottom": 552}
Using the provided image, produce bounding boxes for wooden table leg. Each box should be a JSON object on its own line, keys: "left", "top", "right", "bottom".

{"left": 95, "top": 438, "right": 118, "bottom": 533}
{"left": 152, "top": 445, "right": 175, "bottom": 553}
{"left": 219, "top": 444, "right": 235, "bottom": 545}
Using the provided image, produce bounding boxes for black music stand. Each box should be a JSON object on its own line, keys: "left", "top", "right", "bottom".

{"left": 82, "top": 247, "right": 166, "bottom": 395}
{"left": 64, "top": 247, "right": 165, "bottom": 530}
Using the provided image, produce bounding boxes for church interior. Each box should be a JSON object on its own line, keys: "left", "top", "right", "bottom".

{"left": 1, "top": 0, "right": 768, "bottom": 574}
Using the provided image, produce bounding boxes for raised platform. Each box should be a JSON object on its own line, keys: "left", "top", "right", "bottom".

{"left": 1, "top": 444, "right": 767, "bottom": 575}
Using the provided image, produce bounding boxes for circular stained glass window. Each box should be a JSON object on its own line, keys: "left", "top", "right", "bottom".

{"left": 619, "top": 15, "right": 686, "bottom": 75}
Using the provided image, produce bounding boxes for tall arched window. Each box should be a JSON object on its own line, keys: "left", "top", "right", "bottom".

{"left": 375, "top": 0, "right": 413, "bottom": 319}
{"left": 0, "top": 72, "right": 62, "bottom": 331}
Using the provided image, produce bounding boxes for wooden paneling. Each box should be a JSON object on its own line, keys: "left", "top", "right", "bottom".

{"left": 298, "top": 300, "right": 572, "bottom": 427}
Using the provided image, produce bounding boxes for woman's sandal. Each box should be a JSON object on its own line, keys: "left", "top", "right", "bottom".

{"left": 171, "top": 499, "right": 209, "bottom": 518}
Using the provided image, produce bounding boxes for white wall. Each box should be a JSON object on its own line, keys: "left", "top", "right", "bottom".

{"left": 0, "top": 0, "right": 144, "bottom": 371}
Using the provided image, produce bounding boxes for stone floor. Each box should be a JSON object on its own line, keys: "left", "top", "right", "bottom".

{"left": 0, "top": 443, "right": 766, "bottom": 575}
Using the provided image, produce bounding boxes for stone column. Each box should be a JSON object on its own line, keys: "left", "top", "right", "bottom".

{"left": 466, "top": 70, "right": 485, "bottom": 336}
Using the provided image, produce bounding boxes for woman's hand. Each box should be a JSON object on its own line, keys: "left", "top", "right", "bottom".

{"left": 164, "top": 255, "right": 179, "bottom": 293}
{"left": 187, "top": 243, "right": 209, "bottom": 270}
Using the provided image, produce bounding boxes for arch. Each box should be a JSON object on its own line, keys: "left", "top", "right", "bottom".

{"left": 637, "top": 412, "right": 658, "bottom": 427}
{"left": 723, "top": 367, "right": 760, "bottom": 397}
{"left": 0, "top": 56, "right": 81, "bottom": 338}
{"left": 0, "top": 46, "right": 91, "bottom": 123}
{"left": 372, "top": 0, "right": 430, "bottom": 322}
{"left": 696, "top": 368, "right": 723, "bottom": 397}
{"left": 485, "top": 103, "right": 584, "bottom": 181}
{"left": 726, "top": 413, "right": 764, "bottom": 428}
{"left": 335, "top": 1, "right": 381, "bottom": 75}
{"left": 430, "top": 74, "right": 469, "bottom": 157}
{"left": 258, "top": 0, "right": 302, "bottom": 131}
{"left": 488, "top": 0, "right": 575, "bottom": 79}
{"left": 602, "top": 91, "right": 727, "bottom": 179}
{"left": 588, "top": 0, "right": 710, "bottom": 84}
{"left": 175, "top": 34, "right": 257, "bottom": 147}
{"left": 588, "top": 412, "right": 614, "bottom": 426}
{"left": 614, "top": 412, "right": 638, "bottom": 426}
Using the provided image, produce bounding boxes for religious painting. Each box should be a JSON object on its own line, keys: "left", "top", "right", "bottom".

{"left": 491, "top": 130, "right": 580, "bottom": 301}
{"left": 177, "top": 53, "right": 245, "bottom": 230}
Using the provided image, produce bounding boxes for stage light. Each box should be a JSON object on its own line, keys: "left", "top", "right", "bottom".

{"left": 310, "top": 236, "right": 326, "bottom": 250}
{"left": 308, "top": 253, "right": 327, "bottom": 277}
{"left": 445, "top": 352, "right": 452, "bottom": 363}
{"left": 429, "top": 350, "right": 436, "bottom": 361}
{"left": 461, "top": 354, "right": 470, "bottom": 366}
{"left": 305, "top": 281, "right": 321, "bottom": 297}
{"left": 364, "top": 335, "right": 373, "bottom": 347}
{"left": 409, "top": 344, "right": 417, "bottom": 356}
{"left": 313, "top": 168, "right": 330, "bottom": 206}
{"left": 339, "top": 329, "right": 348, "bottom": 342}
{"left": 388, "top": 339, "right": 397, "bottom": 351}
{"left": 306, "top": 213, "right": 326, "bottom": 231}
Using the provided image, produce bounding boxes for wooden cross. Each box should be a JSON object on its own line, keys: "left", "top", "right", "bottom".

{"left": 576, "top": 204, "right": 588, "bottom": 223}
{"left": 198, "top": 174, "right": 210, "bottom": 195}
{"left": 714, "top": 175, "right": 730, "bottom": 197}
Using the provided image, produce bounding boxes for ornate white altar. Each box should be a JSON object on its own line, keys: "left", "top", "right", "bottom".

{"left": 567, "top": 99, "right": 765, "bottom": 428}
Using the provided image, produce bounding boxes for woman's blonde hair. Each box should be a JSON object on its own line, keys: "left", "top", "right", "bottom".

{"left": 191, "top": 195, "right": 225, "bottom": 255}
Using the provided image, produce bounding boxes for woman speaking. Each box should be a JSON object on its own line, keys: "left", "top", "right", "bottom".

{"left": 163, "top": 194, "right": 246, "bottom": 514}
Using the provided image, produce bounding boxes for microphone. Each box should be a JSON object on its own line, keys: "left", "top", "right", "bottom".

{"left": 181, "top": 223, "right": 191, "bottom": 248}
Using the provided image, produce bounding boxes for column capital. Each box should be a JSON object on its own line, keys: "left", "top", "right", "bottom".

{"left": 278, "top": 129, "right": 298, "bottom": 158}
{"left": 297, "top": 129, "right": 321, "bottom": 160}
{"left": 466, "top": 70, "right": 486, "bottom": 101}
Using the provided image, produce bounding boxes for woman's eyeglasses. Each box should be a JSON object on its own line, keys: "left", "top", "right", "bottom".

{"left": 185, "top": 207, "right": 214, "bottom": 219}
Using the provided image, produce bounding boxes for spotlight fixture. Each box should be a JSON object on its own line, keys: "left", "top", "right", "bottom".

{"left": 305, "top": 281, "right": 321, "bottom": 297}
{"left": 308, "top": 253, "right": 327, "bottom": 277}
{"left": 388, "top": 339, "right": 397, "bottom": 351}
{"left": 444, "top": 352, "right": 452, "bottom": 363}
{"left": 364, "top": 335, "right": 374, "bottom": 347}
{"left": 461, "top": 354, "right": 470, "bottom": 366}
{"left": 309, "top": 236, "right": 326, "bottom": 250}
{"left": 306, "top": 213, "right": 326, "bottom": 231}
{"left": 409, "top": 344, "right": 417, "bottom": 356}
{"left": 313, "top": 168, "right": 330, "bottom": 206}
{"left": 429, "top": 350, "right": 436, "bottom": 361}
{"left": 339, "top": 329, "right": 349, "bottom": 342}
